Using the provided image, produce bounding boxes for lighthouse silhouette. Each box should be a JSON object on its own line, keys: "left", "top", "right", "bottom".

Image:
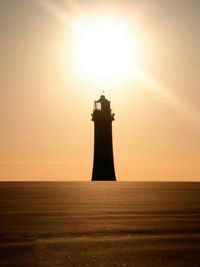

{"left": 91, "top": 94, "right": 116, "bottom": 181}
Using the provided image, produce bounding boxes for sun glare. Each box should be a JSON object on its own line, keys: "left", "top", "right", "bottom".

{"left": 72, "top": 17, "right": 139, "bottom": 82}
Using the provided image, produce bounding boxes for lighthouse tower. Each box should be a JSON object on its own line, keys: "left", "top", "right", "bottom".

{"left": 91, "top": 94, "right": 116, "bottom": 181}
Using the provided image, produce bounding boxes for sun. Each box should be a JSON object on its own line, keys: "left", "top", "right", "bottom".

{"left": 72, "top": 16, "right": 139, "bottom": 82}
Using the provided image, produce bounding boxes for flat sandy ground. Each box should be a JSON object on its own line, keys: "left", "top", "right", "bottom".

{"left": 0, "top": 182, "right": 200, "bottom": 266}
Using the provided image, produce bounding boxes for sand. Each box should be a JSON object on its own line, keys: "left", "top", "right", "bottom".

{"left": 0, "top": 182, "right": 200, "bottom": 266}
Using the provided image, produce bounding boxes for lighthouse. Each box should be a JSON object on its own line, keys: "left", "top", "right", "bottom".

{"left": 91, "top": 94, "right": 116, "bottom": 181}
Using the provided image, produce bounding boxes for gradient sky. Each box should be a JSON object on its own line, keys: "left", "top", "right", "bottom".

{"left": 1, "top": 0, "right": 200, "bottom": 181}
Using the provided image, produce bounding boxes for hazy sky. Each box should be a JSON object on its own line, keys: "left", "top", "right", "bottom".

{"left": 1, "top": 0, "right": 200, "bottom": 181}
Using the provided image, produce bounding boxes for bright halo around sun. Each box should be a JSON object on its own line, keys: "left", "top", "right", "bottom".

{"left": 72, "top": 16, "right": 139, "bottom": 84}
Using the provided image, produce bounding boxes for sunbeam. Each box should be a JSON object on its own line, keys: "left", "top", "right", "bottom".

{"left": 131, "top": 68, "right": 200, "bottom": 124}
{"left": 36, "top": 0, "right": 199, "bottom": 125}
{"left": 36, "top": 0, "right": 78, "bottom": 31}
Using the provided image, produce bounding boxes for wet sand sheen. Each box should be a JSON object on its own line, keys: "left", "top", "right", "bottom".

{"left": 0, "top": 182, "right": 200, "bottom": 266}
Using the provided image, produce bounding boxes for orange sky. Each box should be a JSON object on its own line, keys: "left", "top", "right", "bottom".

{"left": 0, "top": 0, "right": 200, "bottom": 181}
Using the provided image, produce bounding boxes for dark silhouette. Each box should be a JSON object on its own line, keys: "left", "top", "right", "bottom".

{"left": 91, "top": 94, "right": 116, "bottom": 181}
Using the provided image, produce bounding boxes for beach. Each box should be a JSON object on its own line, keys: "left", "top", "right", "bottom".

{"left": 0, "top": 182, "right": 200, "bottom": 266}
